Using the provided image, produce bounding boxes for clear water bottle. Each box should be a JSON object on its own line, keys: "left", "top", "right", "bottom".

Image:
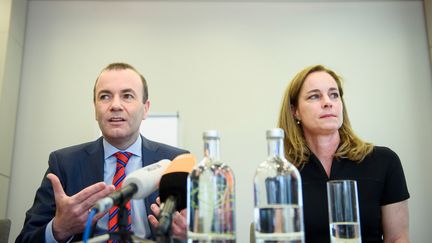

{"left": 187, "top": 130, "right": 236, "bottom": 243}
{"left": 253, "top": 128, "right": 304, "bottom": 243}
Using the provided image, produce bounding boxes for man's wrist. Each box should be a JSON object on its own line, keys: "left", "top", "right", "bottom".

{"left": 45, "top": 219, "right": 57, "bottom": 243}
{"left": 50, "top": 218, "right": 73, "bottom": 243}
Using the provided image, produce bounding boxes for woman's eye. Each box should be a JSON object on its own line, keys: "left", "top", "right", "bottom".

{"left": 99, "top": 94, "right": 110, "bottom": 100}
{"left": 308, "top": 94, "right": 319, "bottom": 100}
{"left": 330, "top": 93, "right": 340, "bottom": 99}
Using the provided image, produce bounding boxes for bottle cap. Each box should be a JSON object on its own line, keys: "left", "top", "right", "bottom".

{"left": 203, "top": 130, "right": 220, "bottom": 139}
{"left": 266, "top": 128, "right": 284, "bottom": 139}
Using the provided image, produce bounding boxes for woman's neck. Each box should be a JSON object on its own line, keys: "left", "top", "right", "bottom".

{"left": 304, "top": 131, "right": 340, "bottom": 176}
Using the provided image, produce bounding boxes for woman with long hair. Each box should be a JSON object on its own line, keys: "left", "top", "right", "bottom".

{"left": 278, "top": 65, "right": 409, "bottom": 243}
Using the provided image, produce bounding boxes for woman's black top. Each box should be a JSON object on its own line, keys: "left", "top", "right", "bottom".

{"left": 300, "top": 146, "right": 410, "bottom": 243}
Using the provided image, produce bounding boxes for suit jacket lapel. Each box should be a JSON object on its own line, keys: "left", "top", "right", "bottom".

{"left": 141, "top": 135, "right": 159, "bottom": 167}
{"left": 80, "top": 137, "right": 105, "bottom": 187}
{"left": 140, "top": 135, "right": 160, "bottom": 239}
{"left": 70, "top": 138, "right": 104, "bottom": 241}
{"left": 78, "top": 136, "right": 156, "bottom": 186}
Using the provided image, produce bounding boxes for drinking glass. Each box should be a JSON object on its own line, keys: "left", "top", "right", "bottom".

{"left": 327, "top": 180, "right": 361, "bottom": 243}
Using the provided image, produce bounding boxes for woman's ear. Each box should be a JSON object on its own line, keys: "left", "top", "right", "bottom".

{"left": 291, "top": 105, "right": 299, "bottom": 121}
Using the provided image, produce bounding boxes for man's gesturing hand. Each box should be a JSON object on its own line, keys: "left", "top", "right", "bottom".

{"left": 47, "top": 173, "right": 115, "bottom": 242}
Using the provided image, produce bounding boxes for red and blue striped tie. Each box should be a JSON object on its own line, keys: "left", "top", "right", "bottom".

{"left": 108, "top": 151, "right": 132, "bottom": 242}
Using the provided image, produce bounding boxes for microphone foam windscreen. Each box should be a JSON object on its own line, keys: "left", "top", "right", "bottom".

{"left": 124, "top": 159, "right": 170, "bottom": 199}
{"left": 159, "top": 153, "right": 196, "bottom": 211}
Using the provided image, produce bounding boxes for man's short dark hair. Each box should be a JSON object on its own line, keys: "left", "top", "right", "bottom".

{"left": 93, "top": 62, "right": 148, "bottom": 103}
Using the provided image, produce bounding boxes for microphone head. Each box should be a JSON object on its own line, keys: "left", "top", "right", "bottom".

{"left": 124, "top": 159, "right": 171, "bottom": 200}
{"left": 159, "top": 153, "right": 197, "bottom": 211}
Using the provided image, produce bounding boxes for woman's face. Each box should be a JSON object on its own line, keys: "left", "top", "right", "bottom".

{"left": 293, "top": 71, "right": 343, "bottom": 137}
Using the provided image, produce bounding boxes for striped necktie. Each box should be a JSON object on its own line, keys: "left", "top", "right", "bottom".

{"left": 108, "top": 151, "right": 132, "bottom": 241}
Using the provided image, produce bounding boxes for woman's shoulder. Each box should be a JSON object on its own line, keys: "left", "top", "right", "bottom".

{"left": 370, "top": 145, "right": 399, "bottom": 158}
{"left": 368, "top": 147, "right": 410, "bottom": 204}
{"left": 365, "top": 145, "right": 402, "bottom": 168}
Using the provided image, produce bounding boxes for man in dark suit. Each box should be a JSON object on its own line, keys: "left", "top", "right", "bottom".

{"left": 16, "top": 63, "right": 188, "bottom": 242}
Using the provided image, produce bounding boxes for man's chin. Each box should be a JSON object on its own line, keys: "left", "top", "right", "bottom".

{"left": 101, "top": 130, "right": 129, "bottom": 140}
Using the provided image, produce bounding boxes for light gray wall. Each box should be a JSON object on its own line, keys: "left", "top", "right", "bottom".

{"left": 7, "top": 1, "right": 432, "bottom": 242}
{"left": 0, "top": 0, "right": 27, "bottom": 221}
{"left": 0, "top": 0, "right": 13, "bottom": 221}
{"left": 426, "top": 0, "right": 432, "bottom": 62}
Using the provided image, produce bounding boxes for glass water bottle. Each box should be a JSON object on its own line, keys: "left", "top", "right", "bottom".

{"left": 187, "top": 130, "right": 236, "bottom": 243}
{"left": 253, "top": 128, "right": 304, "bottom": 243}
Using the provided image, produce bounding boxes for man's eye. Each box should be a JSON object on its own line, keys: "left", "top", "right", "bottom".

{"left": 124, "top": 94, "right": 134, "bottom": 99}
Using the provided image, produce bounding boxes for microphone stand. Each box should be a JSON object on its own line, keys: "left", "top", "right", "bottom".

{"left": 155, "top": 229, "right": 172, "bottom": 243}
{"left": 155, "top": 196, "right": 177, "bottom": 243}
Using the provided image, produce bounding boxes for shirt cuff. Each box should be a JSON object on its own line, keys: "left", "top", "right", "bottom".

{"left": 45, "top": 219, "right": 73, "bottom": 243}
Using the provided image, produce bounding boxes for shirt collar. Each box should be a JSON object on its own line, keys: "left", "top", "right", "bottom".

{"left": 103, "top": 136, "right": 142, "bottom": 159}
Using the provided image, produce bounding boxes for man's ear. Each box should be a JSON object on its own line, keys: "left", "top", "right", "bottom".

{"left": 94, "top": 106, "right": 99, "bottom": 121}
{"left": 143, "top": 100, "right": 151, "bottom": 120}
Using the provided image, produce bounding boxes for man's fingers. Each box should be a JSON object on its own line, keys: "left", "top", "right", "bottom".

{"left": 150, "top": 203, "right": 161, "bottom": 217}
{"left": 180, "top": 208, "right": 187, "bottom": 217}
{"left": 172, "top": 211, "right": 187, "bottom": 240}
{"left": 73, "top": 182, "right": 113, "bottom": 203}
{"left": 80, "top": 185, "right": 114, "bottom": 211}
{"left": 148, "top": 215, "right": 159, "bottom": 229}
{"left": 173, "top": 211, "right": 187, "bottom": 228}
{"left": 92, "top": 209, "right": 110, "bottom": 225}
{"left": 156, "top": 197, "right": 161, "bottom": 205}
{"left": 72, "top": 183, "right": 115, "bottom": 210}
{"left": 148, "top": 200, "right": 161, "bottom": 230}
{"left": 93, "top": 210, "right": 109, "bottom": 222}
{"left": 47, "top": 173, "right": 66, "bottom": 201}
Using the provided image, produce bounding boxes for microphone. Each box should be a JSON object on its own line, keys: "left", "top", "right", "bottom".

{"left": 156, "top": 153, "right": 197, "bottom": 238}
{"left": 94, "top": 159, "right": 171, "bottom": 213}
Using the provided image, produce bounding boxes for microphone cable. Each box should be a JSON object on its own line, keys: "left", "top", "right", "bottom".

{"left": 83, "top": 208, "right": 97, "bottom": 243}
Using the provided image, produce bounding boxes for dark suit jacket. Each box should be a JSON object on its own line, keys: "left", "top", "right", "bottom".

{"left": 16, "top": 136, "right": 188, "bottom": 243}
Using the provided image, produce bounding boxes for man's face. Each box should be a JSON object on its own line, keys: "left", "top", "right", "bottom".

{"left": 94, "top": 68, "right": 149, "bottom": 149}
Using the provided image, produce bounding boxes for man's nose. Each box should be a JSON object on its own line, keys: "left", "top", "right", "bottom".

{"left": 110, "top": 95, "right": 122, "bottom": 110}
